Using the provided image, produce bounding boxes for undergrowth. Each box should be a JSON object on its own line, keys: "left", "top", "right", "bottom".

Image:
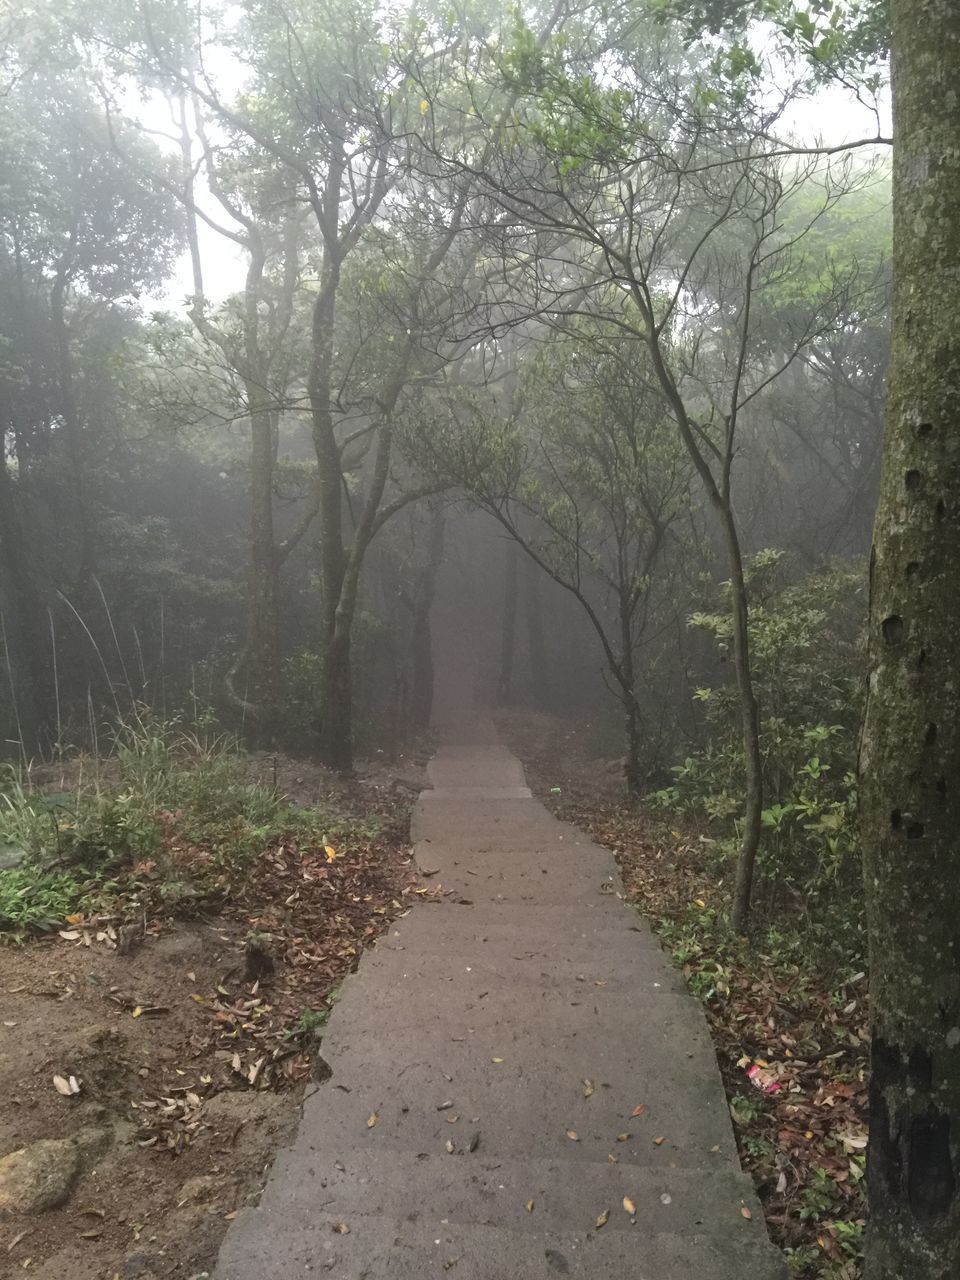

{"left": 0, "top": 711, "right": 387, "bottom": 933}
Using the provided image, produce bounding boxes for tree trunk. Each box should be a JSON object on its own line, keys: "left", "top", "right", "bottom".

{"left": 50, "top": 271, "right": 93, "bottom": 584}
{"left": 497, "top": 539, "right": 518, "bottom": 705}
{"left": 410, "top": 514, "right": 444, "bottom": 733}
{"left": 860, "top": 4, "right": 960, "bottom": 1275}
{"left": 247, "top": 403, "right": 281, "bottom": 743}
{"left": 318, "top": 626, "right": 353, "bottom": 773}
{"left": 524, "top": 553, "right": 549, "bottom": 709}
{"left": 618, "top": 588, "right": 643, "bottom": 797}
{"left": 0, "top": 443, "right": 48, "bottom": 753}
{"left": 720, "top": 504, "right": 763, "bottom": 935}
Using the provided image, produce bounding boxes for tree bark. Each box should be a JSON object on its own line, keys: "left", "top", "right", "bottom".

{"left": 860, "top": 3, "right": 960, "bottom": 1275}
{"left": 721, "top": 504, "right": 764, "bottom": 935}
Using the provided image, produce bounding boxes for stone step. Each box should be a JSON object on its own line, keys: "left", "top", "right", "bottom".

{"left": 292, "top": 1051, "right": 738, "bottom": 1171}
{"left": 216, "top": 1213, "right": 787, "bottom": 1279}
{"left": 253, "top": 1149, "right": 763, "bottom": 1237}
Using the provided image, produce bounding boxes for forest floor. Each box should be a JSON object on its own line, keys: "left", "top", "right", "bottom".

{"left": 496, "top": 711, "right": 868, "bottom": 1280}
{"left": 0, "top": 750, "right": 429, "bottom": 1280}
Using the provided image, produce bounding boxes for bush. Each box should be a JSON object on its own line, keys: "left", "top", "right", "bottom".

{"left": 651, "top": 554, "right": 866, "bottom": 929}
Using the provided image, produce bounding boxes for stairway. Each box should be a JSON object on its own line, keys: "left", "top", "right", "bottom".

{"left": 214, "top": 729, "right": 787, "bottom": 1279}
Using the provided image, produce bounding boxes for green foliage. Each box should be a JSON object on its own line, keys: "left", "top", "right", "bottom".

{"left": 0, "top": 711, "right": 382, "bottom": 933}
{"left": 652, "top": 555, "right": 866, "bottom": 916}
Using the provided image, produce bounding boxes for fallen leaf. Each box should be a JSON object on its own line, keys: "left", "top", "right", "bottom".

{"left": 525, "top": 1200, "right": 534, "bottom": 1213}
{"left": 630, "top": 1104, "right": 646, "bottom": 1118}
{"left": 653, "top": 1136, "right": 665, "bottom": 1146}
{"left": 616, "top": 1133, "right": 630, "bottom": 1142}
{"left": 623, "top": 1196, "right": 636, "bottom": 1215}
{"left": 582, "top": 1078, "right": 595, "bottom": 1098}
{"left": 324, "top": 845, "right": 337, "bottom": 863}
{"left": 566, "top": 1130, "right": 579, "bottom": 1141}
{"left": 445, "top": 1139, "right": 455, "bottom": 1153}
{"left": 595, "top": 1209, "right": 609, "bottom": 1229}
{"left": 491, "top": 1057, "right": 504, "bottom": 1064}
{"left": 740, "top": 1206, "right": 752, "bottom": 1220}
{"left": 52, "top": 1074, "right": 79, "bottom": 1096}
{"left": 367, "top": 1112, "right": 378, "bottom": 1128}
{"left": 132, "top": 1006, "right": 143, "bottom": 1018}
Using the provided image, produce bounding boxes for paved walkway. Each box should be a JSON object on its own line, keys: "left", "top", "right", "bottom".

{"left": 215, "top": 721, "right": 786, "bottom": 1279}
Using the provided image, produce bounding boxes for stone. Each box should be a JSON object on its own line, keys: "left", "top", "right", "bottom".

{"left": 0, "top": 1126, "right": 113, "bottom": 1214}
{"left": 0, "top": 1138, "right": 81, "bottom": 1213}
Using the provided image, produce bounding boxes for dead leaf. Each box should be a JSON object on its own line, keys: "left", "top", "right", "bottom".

{"left": 582, "top": 1078, "right": 595, "bottom": 1098}
{"left": 740, "top": 1206, "right": 752, "bottom": 1220}
{"left": 52, "top": 1074, "right": 79, "bottom": 1096}
{"left": 566, "top": 1130, "right": 579, "bottom": 1141}
{"left": 525, "top": 1200, "right": 534, "bottom": 1213}
{"left": 366, "top": 1112, "right": 378, "bottom": 1128}
{"left": 616, "top": 1133, "right": 630, "bottom": 1142}
{"left": 653, "top": 1136, "right": 665, "bottom": 1146}
{"left": 6, "top": 1230, "right": 30, "bottom": 1253}
{"left": 445, "top": 1139, "right": 455, "bottom": 1154}
{"left": 623, "top": 1196, "right": 636, "bottom": 1215}
{"left": 630, "top": 1104, "right": 646, "bottom": 1118}
{"left": 595, "top": 1209, "right": 610, "bottom": 1229}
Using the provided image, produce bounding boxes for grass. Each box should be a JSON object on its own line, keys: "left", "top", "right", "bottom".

{"left": 0, "top": 710, "right": 388, "bottom": 933}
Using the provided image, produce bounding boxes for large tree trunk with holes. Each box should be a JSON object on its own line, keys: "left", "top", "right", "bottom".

{"left": 860, "top": 4, "right": 960, "bottom": 1276}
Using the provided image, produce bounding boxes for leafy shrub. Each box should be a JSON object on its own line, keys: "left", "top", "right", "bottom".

{"left": 651, "top": 554, "right": 866, "bottom": 927}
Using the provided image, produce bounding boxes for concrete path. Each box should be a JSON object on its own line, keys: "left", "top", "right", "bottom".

{"left": 215, "top": 722, "right": 787, "bottom": 1279}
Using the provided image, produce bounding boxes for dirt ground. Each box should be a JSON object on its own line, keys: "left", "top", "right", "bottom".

{"left": 0, "top": 754, "right": 429, "bottom": 1280}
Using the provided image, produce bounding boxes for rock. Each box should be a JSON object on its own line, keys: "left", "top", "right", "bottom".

{"left": 0, "top": 1127, "right": 113, "bottom": 1214}
{"left": 0, "top": 1138, "right": 81, "bottom": 1213}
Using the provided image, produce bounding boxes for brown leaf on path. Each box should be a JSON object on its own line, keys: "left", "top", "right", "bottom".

{"left": 595, "top": 1209, "right": 610, "bottom": 1229}
{"left": 623, "top": 1196, "right": 637, "bottom": 1214}
{"left": 653, "top": 1136, "right": 665, "bottom": 1146}
{"left": 582, "top": 1078, "right": 595, "bottom": 1098}
{"left": 630, "top": 1104, "right": 646, "bottom": 1118}
{"left": 366, "top": 1112, "right": 378, "bottom": 1128}
{"left": 565, "top": 1130, "right": 579, "bottom": 1141}
{"left": 740, "top": 1206, "right": 752, "bottom": 1219}
{"left": 525, "top": 1200, "right": 534, "bottom": 1213}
